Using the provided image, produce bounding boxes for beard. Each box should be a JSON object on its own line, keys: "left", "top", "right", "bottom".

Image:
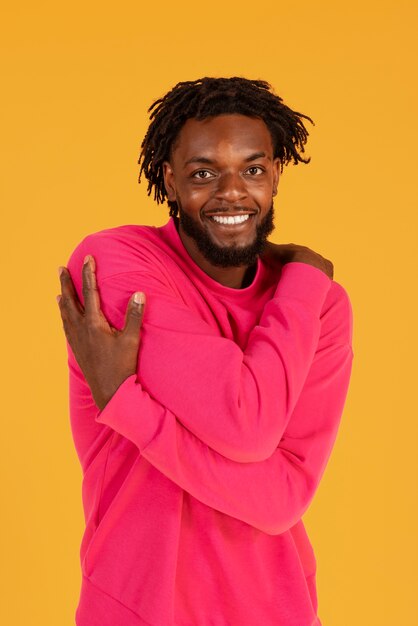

{"left": 176, "top": 200, "right": 275, "bottom": 268}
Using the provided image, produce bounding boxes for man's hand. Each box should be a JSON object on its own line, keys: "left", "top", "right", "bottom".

{"left": 263, "top": 242, "right": 334, "bottom": 280}
{"left": 57, "top": 255, "right": 146, "bottom": 410}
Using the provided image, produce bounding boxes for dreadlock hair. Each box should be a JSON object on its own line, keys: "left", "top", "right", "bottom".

{"left": 138, "top": 76, "right": 314, "bottom": 218}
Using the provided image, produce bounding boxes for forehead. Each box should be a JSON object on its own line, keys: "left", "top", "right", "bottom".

{"left": 171, "top": 114, "right": 274, "bottom": 160}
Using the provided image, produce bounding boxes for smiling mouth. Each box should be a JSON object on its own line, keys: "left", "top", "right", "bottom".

{"left": 211, "top": 214, "right": 250, "bottom": 225}
{"left": 205, "top": 211, "right": 257, "bottom": 227}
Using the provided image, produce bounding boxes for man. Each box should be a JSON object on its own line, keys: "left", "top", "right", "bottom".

{"left": 58, "top": 76, "right": 354, "bottom": 626}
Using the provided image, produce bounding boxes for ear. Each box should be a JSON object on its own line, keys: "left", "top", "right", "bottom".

{"left": 162, "top": 161, "right": 177, "bottom": 202}
{"left": 272, "top": 157, "right": 280, "bottom": 196}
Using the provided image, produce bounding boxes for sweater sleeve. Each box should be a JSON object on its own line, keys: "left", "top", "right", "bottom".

{"left": 67, "top": 239, "right": 332, "bottom": 463}
{"left": 67, "top": 233, "right": 332, "bottom": 462}
{"left": 87, "top": 283, "right": 353, "bottom": 535}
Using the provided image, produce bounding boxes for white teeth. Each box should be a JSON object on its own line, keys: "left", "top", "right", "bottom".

{"left": 211, "top": 214, "right": 250, "bottom": 225}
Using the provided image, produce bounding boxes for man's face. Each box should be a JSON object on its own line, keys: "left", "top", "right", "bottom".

{"left": 163, "top": 114, "right": 280, "bottom": 268}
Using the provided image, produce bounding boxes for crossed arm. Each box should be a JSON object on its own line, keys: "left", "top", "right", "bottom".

{"left": 59, "top": 244, "right": 338, "bottom": 458}
{"left": 59, "top": 244, "right": 353, "bottom": 533}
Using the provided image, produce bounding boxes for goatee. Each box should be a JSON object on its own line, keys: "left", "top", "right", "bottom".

{"left": 176, "top": 201, "right": 275, "bottom": 268}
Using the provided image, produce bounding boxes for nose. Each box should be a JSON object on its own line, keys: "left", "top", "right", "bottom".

{"left": 214, "top": 171, "right": 248, "bottom": 203}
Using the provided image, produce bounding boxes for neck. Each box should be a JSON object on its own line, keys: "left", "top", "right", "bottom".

{"left": 177, "top": 224, "right": 256, "bottom": 289}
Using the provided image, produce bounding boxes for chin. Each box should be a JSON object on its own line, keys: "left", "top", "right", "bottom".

{"left": 177, "top": 201, "right": 275, "bottom": 268}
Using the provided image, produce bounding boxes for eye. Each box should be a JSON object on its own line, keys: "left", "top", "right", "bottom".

{"left": 192, "top": 170, "right": 214, "bottom": 179}
{"left": 246, "top": 166, "right": 264, "bottom": 175}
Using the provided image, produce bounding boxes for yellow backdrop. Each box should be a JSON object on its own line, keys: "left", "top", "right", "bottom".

{"left": 1, "top": 1, "right": 417, "bottom": 624}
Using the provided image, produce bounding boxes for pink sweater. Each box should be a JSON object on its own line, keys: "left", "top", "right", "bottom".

{"left": 66, "top": 217, "right": 354, "bottom": 626}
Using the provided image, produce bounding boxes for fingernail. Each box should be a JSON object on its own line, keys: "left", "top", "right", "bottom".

{"left": 133, "top": 292, "right": 145, "bottom": 305}
{"left": 58, "top": 266, "right": 64, "bottom": 277}
{"left": 83, "top": 255, "right": 91, "bottom": 266}
{"left": 56, "top": 295, "right": 62, "bottom": 303}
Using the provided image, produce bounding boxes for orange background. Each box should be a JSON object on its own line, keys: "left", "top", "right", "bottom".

{"left": 1, "top": 1, "right": 417, "bottom": 624}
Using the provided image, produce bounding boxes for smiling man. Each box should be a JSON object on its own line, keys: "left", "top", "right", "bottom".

{"left": 58, "top": 77, "right": 354, "bottom": 626}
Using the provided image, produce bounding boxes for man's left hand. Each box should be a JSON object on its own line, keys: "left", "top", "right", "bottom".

{"left": 57, "top": 255, "right": 146, "bottom": 410}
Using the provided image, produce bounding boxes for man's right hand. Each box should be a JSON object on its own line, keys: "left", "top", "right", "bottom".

{"left": 263, "top": 242, "right": 334, "bottom": 280}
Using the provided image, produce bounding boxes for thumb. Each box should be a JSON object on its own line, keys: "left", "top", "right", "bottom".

{"left": 122, "top": 292, "right": 146, "bottom": 339}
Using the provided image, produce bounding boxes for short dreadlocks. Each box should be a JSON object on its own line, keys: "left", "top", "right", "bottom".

{"left": 138, "top": 76, "right": 314, "bottom": 218}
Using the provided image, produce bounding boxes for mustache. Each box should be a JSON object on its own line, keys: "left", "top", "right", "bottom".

{"left": 203, "top": 208, "right": 257, "bottom": 215}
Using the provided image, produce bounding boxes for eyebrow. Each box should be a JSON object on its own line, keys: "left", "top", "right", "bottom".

{"left": 183, "top": 151, "right": 270, "bottom": 167}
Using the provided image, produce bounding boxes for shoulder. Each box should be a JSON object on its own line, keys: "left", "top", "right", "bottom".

{"left": 66, "top": 223, "right": 167, "bottom": 283}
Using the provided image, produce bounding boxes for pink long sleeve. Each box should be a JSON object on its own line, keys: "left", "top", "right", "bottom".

{"left": 92, "top": 292, "right": 353, "bottom": 534}
{"left": 68, "top": 232, "right": 332, "bottom": 463}
{"left": 67, "top": 232, "right": 353, "bottom": 533}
